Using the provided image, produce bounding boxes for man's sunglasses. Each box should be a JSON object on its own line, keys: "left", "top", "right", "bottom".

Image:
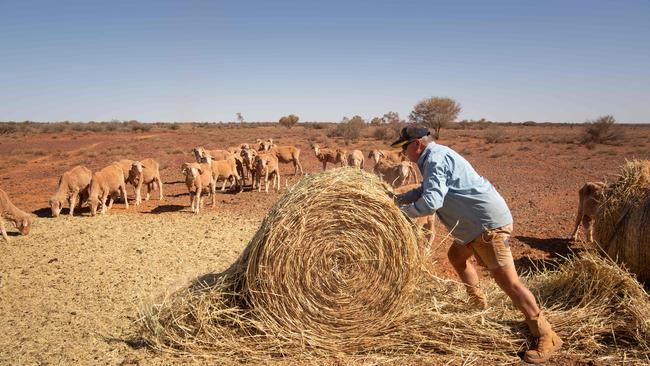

{"left": 401, "top": 140, "right": 415, "bottom": 151}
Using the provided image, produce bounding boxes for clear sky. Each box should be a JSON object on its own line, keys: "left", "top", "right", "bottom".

{"left": 1, "top": 0, "right": 649, "bottom": 123}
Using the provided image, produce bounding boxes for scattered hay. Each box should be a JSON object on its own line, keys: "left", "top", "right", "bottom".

{"left": 136, "top": 168, "right": 650, "bottom": 364}
{"left": 593, "top": 159, "right": 650, "bottom": 282}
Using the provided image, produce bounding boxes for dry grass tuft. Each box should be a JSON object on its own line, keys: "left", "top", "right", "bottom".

{"left": 594, "top": 160, "right": 650, "bottom": 282}
{"left": 135, "top": 168, "right": 650, "bottom": 364}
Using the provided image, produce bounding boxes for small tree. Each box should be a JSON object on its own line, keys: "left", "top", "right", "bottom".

{"left": 370, "top": 117, "right": 383, "bottom": 125}
{"left": 382, "top": 111, "right": 401, "bottom": 124}
{"left": 328, "top": 115, "right": 366, "bottom": 141}
{"left": 409, "top": 97, "right": 462, "bottom": 139}
{"left": 582, "top": 115, "right": 623, "bottom": 145}
{"left": 279, "top": 114, "right": 300, "bottom": 128}
{"left": 236, "top": 112, "right": 244, "bottom": 123}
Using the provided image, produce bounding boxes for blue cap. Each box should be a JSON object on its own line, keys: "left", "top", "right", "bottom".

{"left": 390, "top": 125, "right": 430, "bottom": 148}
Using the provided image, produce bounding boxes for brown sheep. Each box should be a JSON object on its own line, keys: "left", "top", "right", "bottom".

{"left": 394, "top": 183, "right": 436, "bottom": 246}
{"left": 128, "top": 158, "right": 164, "bottom": 205}
{"left": 0, "top": 188, "right": 33, "bottom": 241}
{"left": 373, "top": 160, "right": 417, "bottom": 188}
{"left": 192, "top": 146, "right": 234, "bottom": 163}
{"left": 312, "top": 144, "right": 344, "bottom": 171}
{"left": 570, "top": 181, "right": 607, "bottom": 242}
{"left": 368, "top": 149, "right": 404, "bottom": 164}
{"left": 88, "top": 164, "right": 129, "bottom": 216}
{"left": 204, "top": 156, "right": 243, "bottom": 193}
{"left": 49, "top": 165, "right": 92, "bottom": 217}
{"left": 346, "top": 149, "right": 365, "bottom": 169}
{"left": 258, "top": 138, "right": 274, "bottom": 152}
{"left": 181, "top": 162, "right": 215, "bottom": 214}
{"left": 255, "top": 153, "right": 280, "bottom": 193}
{"left": 269, "top": 145, "right": 303, "bottom": 175}
{"left": 240, "top": 148, "right": 258, "bottom": 187}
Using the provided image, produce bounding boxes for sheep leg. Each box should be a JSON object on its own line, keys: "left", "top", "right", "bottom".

{"left": 102, "top": 194, "right": 110, "bottom": 214}
{"left": 135, "top": 179, "right": 142, "bottom": 206}
{"left": 211, "top": 183, "right": 216, "bottom": 207}
{"left": 145, "top": 182, "right": 152, "bottom": 201}
{"left": 582, "top": 216, "right": 594, "bottom": 242}
{"left": 121, "top": 184, "right": 129, "bottom": 209}
{"left": 157, "top": 176, "right": 163, "bottom": 201}
{"left": 221, "top": 176, "right": 227, "bottom": 191}
{"left": 265, "top": 169, "right": 270, "bottom": 193}
{"left": 1, "top": 220, "right": 9, "bottom": 242}
{"left": 297, "top": 159, "right": 303, "bottom": 175}
{"left": 69, "top": 191, "right": 78, "bottom": 216}
{"left": 322, "top": 161, "right": 327, "bottom": 171}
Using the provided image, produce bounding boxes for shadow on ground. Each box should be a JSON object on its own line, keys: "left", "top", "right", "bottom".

{"left": 514, "top": 236, "right": 586, "bottom": 273}
{"left": 146, "top": 205, "right": 185, "bottom": 214}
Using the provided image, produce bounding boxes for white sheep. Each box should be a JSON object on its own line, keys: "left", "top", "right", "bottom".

{"left": 128, "top": 158, "right": 164, "bottom": 205}
{"left": 49, "top": 165, "right": 92, "bottom": 217}
{"left": 1, "top": 188, "right": 33, "bottom": 241}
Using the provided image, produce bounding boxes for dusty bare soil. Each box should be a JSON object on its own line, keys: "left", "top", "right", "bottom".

{"left": 1, "top": 123, "right": 649, "bottom": 365}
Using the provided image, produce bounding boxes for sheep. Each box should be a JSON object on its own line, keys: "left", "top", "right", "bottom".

{"left": 49, "top": 165, "right": 92, "bottom": 217}
{"left": 87, "top": 164, "right": 129, "bottom": 216}
{"left": 268, "top": 145, "right": 303, "bottom": 175}
{"left": 312, "top": 144, "right": 344, "bottom": 171}
{"left": 240, "top": 148, "right": 258, "bottom": 187}
{"left": 368, "top": 149, "right": 404, "bottom": 164}
{"left": 203, "top": 155, "right": 243, "bottom": 193}
{"left": 0, "top": 188, "right": 33, "bottom": 242}
{"left": 191, "top": 146, "right": 234, "bottom": 163}
{"left": 128, "top": 158, "right": 164, "bottom": 205}
{"left": 373, "top": 160, "right": 417, "bottom": 188}
{"left": 346, "top": 149, "right": 365, "bottom": 170}
{"left": 394, "top": 183, "right": 437, "bottom": 246}
{"left": 112, "top": 159, "right": 135, "bottom": 183}
{"left": 255, "top": 153, "right": 280, "bottom": 193}
{"left": 258, "top": 138, "right": 274, "bottom": 152}
{"left": 570, "top": 181, "right": 607, "bottom": 242}
{"left": 181, "top": 162, "right": 216, "bottom": 214}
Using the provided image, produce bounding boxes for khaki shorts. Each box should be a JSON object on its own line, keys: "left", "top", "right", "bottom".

{"left": 467, "top": 224, "right": 514, "bottom": 270}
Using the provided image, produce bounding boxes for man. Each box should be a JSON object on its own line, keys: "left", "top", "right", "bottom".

{"left": 392, "top": 125, "right": 562, "bottom": 364}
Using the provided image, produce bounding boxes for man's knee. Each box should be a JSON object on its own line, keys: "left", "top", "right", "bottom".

{"left": 447, "top": 244, "right": 471, "bottom": 268}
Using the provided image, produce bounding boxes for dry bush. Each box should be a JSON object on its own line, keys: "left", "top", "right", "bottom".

{"left": 484, "top": 128, "right": 505, "bottom": 144}
{"left": 372, "top": 121, "right": 404, "bottom": 142}
{"left": 327, "top": 116, "right": 365, "bottom": 141}
{"left": 279, "top": 114, "right": 299, "bottom": 129}
{"left": 582, "top": 115, "right": 624, "bottom": 145}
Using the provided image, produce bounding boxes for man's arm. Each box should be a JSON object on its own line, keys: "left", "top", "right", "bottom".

{"left": 400, "top": 162, "right": 448, "bottom": 218}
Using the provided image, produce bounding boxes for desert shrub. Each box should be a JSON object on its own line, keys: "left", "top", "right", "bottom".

{"left": 372, "top": 121, "right": 404, "bottom": 142}
{"left": 168, "top": 123, "right": 181, "bottom": 130}
{"left": 131, "top": 123, "right": 152, "bottom": 132}
{"left": 581, "top": 115, "right": 624, "bottom": 145}
{"left": 305, "top": 122, "right": 327, "bottom": 130}
{"left": 522, "top": 121, "right": 537, "bottom": 126}
{"left": 0, "top": 123, "right": 18, "bottom": 135}
{"left": 328, "top": 116, "right": 366, "bottom": 141}
{"left": 484, "top": 129, "right": 504, "bottom": 144}
{"left": 279, "top": 114, "right": 299, "bottom": 129}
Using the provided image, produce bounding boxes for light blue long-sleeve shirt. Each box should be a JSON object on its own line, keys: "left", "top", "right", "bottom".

{"left": 399, "top": 142, "right": 513, "bottom": 244}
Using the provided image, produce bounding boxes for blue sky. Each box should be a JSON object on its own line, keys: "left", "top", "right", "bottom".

{"left": 1, "top": 0, "right": 649, "bottom": 123}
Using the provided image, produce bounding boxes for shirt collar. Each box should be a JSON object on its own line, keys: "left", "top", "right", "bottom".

{"left": 417, "top": 141, "right": 436, "bottom": 170}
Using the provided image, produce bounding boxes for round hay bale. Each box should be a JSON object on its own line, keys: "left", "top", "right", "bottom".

{"left": 236, "top": 167, "right": 425, "bottom": 351}
{"left": 593, "top": 159, "right": 650, "bottom": 283}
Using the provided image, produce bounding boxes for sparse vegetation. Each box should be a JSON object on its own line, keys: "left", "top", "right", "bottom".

{"left": 279, "top": 114, "right": 299, "bottom": 129}
{"left": 328, "top": 115, "right": 366, "bottom": 141}
{"left": 484, "top": 129, "right": 505, "bottom": 144}
{"left": 409, "top": 97, "right": 461, "bottom": 139}
{"left": 581, "top": 115, "right": 624, "bottom": 145}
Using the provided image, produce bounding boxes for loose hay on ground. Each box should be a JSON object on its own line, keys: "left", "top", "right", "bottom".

{"left": 136, "top": 168, "right": 650, "bottom": 364}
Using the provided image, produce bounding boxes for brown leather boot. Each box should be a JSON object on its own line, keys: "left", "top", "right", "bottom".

{"left": 465, "top": 285, "right": 488, "bottom": 310}
{"left": 524, "top": 312, "right": 563, "bottom": 363}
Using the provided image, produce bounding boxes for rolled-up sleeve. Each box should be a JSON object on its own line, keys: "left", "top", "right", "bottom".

{"left": 401, "top": 161, "right": 448, "bottom": 218}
